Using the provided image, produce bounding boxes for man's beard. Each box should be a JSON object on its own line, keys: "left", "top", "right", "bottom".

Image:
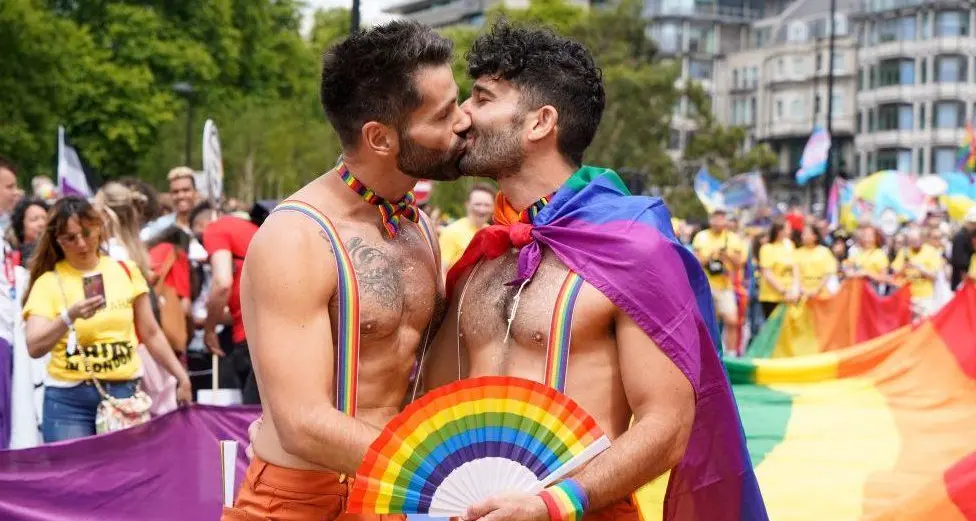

{"left": 458, "top": 118, "right": 524, "bottom": 180}
{"left": 397, "top": 133, "right": 465, "bottom": 182}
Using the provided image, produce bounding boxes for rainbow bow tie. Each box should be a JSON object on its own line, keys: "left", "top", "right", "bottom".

{"left": 339, "top": 163, "right": 419, "bottom": 238}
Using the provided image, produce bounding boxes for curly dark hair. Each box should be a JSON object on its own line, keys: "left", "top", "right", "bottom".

{"left": 320, "top": 21, "right": 454, "bottom": 147}
{"left": 466, "top": 22, "right": 605, "bottom": 165}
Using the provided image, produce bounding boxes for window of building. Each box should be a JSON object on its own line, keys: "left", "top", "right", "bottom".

{"left": 793, "top": 56, "right": 805, "bottom": 76}
{"left": 857, "top": 110, "right": 862, "bottom": 133}
{"left": 919, "top": 104, "right": 925, "bottom": 129}
{"left": 855, "top": 153, "right": 861, "bottom": 177}
{"left": 815, "top": 95, "right": 822, "bottom": 115}
{"left": 776, "top": 99, "right": 784, "bottom": 119}
{"left": 933, "top": 147, "right": 958, "bottom": 173}
{"left": 811, "top": 18, "right": 827, "bottom": 39}
{"left": 878, "top": 104, "right": 913, "bottom": 131}
{"left": 878, "top": 58, "right": 915, "bottom": 86}
{"left": 815, "top": 52, "right": 822, "bottom": 72}
{"left": 777, "top": 58, "right": 785, "bottom": 77}
{"left": 920, "top": 57, "right": 927, "bottom": 84}
{"left": 935, "top": 54, "right": 968, "bottom": 82}
{"left": 733, "top": 69, "right": 739, "bottom": 88}
{"left": 688, "top": 23, "right": 716, "bottom": 53}
{"left": 831, "top": 94, "right": 844, "bottom": 116}
{"left": 833, "top": 13, "right": 849, "bottom": 36}
{"left": 869, "top": 65, "right": 876, "bottom": 88}
{"left": 922, "top": 12, "right": 932, "bottom": 39}
{"left": 877, "top": 149, "right": 912, "bottom": 172}
{"left": 867, "top": 151, "right": 874, "bottom": 172}
{"left": 877, "top": 16, "right": 916, "bottom": 42}
{"left": 858, "top": 67, "right": 864, "bottom": 91}
{"left": 868, "top": 108, "right": 875, "bottom": 131}
{"left": 790, "top": 98, "right": 803, "bottom": 119}
{"left": 750, "top": 97, "right": 757, "bottom": 124}
{"left": 832, "top": 52, "right": 845, "bottom": 73}
{"left": 918, "top": 148, "right": 925, "bottom": 175}
{"left": 750, "top": 67, "right": 759, "bottom": 87}
{"left": 651, "top": 23, "right": 683, "bottom": 53}
{"left": 934, "top": 100, "right": 965, "bottom": 128}
{"left": 788, "top": 21, "right": 808, "bottom": 42}
{"left": 689, "top": 59, "right": 713, "bottom": 80}
{"left": 668, "top": 128, "right": 681, "bottom": 150}
{"left": 935, "top": 11, "right": 970, "bottom": 37}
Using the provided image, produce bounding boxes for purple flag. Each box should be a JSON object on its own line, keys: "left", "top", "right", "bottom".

{"left": 0, "top": 405, "right": 259, "bottom": 520}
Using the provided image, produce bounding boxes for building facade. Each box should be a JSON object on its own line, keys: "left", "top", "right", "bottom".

{"left": 384, "top": 0, "right": 596, "bottom": 27}
{"left": 711, "top": 0, "right": 858, "bottom": 204}
{"left": 851, "top": 1, "right": 976, "bottom": 176}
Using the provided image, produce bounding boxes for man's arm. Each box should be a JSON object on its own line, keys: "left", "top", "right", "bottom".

{"left": 569, "top": 309, "right": 696, "bottom": 511}
{"left": 243, "top": 214, "right": 380, "bottom": 475}
{"left": 204, "top": 249, "right": 233, "bottom": 355}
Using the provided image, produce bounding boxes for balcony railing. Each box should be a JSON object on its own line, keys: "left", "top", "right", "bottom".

{"left": 644, "top": 3, "right": 763, "bottom": 22}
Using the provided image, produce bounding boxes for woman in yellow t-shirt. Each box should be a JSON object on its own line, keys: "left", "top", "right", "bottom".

{"left": 844, "top": 225, "right": 890, "bottom": 286}
{"left": 795, "top": 224, "right": 838, "bottom": 298}
{"left": 758, "top": 219, "right": 799, "bottom": 318}
{"left": 23, "top": 197, "right": 191, "bottom": 442}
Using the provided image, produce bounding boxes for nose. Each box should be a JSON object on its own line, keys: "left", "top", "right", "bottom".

{"left": 453, "top": 105, "right": 471, "bottom": 135}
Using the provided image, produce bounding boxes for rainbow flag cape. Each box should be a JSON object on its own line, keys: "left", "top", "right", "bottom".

{"left": 447, "top": 166, "right": 767, "bottom": 521}
{"left": 747, "top": 279, "right": 912, "bottom": 359}
{"left": 727, "top": 281, "right": 976, "bottom": 520}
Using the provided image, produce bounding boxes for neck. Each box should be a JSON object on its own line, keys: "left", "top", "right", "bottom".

{"left": 67, "top": 254, "right": 100, "bottom": 271}
{"left": 342, "top": 154, "right": 416, "bottom": 202}
{"left": 176, "top": 212, "right": 190, "bottom": 228}
{"left": 497, "top": 155, "right": 576, "bottom": 211}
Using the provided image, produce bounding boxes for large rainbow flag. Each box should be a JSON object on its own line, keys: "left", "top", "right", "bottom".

{"left": 448, "top": 166, "right": 767, "bottom": 521}
{"left": 747, "top": 279, "right": 912, "bottom": 359}
{"left": 725, "top": 281, "right": 976, "bottom": 520}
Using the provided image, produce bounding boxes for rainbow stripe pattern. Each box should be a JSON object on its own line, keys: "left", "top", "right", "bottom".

{"left": 540, "top": 479, "right": 589, "bottom": 521}
{"left": 346, "top": 376, "right": 610, "bottom": 515}
{"left": 339, "top": 163, "right": 419, "bottom": 238}
{"left": 711, "top": 281, "right": 976, "bottom": 521}
{"left": 272, "top": 201, "right": 360, "bottom": 416}
{"left": 747, "top": 279, "right": 912, "bottom": 359}
{"left": 545, "top": 272, "right": 584, "bottom": 392}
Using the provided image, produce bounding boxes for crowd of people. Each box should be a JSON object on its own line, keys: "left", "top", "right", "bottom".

{"left": 677, "top": 203, "right": 976, "bottom": 355}
{"left": 0, "top": 156, "right": 264, "bottom": 446}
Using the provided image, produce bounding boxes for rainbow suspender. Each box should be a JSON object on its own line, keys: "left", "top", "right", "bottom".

{"left": 544, "top": 272, "right": 585, "bottom": 393}
{"left": 274, "top": 201, "right": 361, "bottom": 415}
{"left": 272, "top": 200, "right": 438, "bottom": 416}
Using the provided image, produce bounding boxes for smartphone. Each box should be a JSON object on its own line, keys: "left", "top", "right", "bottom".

{"left": 82, "top": 273, "right": 106, "bottom": 309}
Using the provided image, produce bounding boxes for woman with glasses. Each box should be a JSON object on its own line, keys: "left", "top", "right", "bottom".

{"left": 21, "top": 197, "right": 191, "bottom": 442}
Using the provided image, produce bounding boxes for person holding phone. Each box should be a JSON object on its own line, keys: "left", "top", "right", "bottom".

{"left": 21, "top": 196, "right": 192, "bottom": 442}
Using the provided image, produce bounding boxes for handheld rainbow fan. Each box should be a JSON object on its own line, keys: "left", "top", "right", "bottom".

{"left": 346, "top": 376, "right": 611, "bottom": 517}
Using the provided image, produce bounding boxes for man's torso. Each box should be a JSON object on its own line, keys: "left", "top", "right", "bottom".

{"left": 455, "top": 248, "right": 632, "bottom": 439}
{"left": 203, "top": 216, "right": 259, "bottom": 342}
{"left": 253, "top": 179, "right": 444, "bottom": 471}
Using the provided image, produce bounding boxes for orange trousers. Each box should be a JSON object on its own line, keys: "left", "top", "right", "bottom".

{"left": 220, "top": 456, "right": 406, "bottom": 521}
{"left": 222, "top": 457, "right": 636, "bottom": 521}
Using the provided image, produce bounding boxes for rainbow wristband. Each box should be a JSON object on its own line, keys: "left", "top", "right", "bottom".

{"left": 539, "top": 479, "right": 589, "bottom": 521}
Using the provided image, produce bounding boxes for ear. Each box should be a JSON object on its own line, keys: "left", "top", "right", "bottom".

{"left": 525, "top": 105, "right": 558, "bottom": 143}
{"left": 361, "top": 121, "right": 399, "bottom": 158}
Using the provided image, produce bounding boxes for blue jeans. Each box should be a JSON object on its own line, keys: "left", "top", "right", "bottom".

{"left": 42, "top": 380, "right": 137, "bottom": 443}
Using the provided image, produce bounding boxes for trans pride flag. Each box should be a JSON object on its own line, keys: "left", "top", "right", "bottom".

{"left": 447, "top": 166, "right": 767, "bottom": 521}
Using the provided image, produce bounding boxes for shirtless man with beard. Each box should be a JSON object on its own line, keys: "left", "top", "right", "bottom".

{"left": 222, "top": 21, "right": 468, "bottom": 521}
{"left": 422, "top": 23, "right": 765, "bottom": 521}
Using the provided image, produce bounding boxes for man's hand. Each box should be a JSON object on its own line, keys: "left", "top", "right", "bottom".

{"left": 463, "top": 493, "right": 549, "bottom": 521}
{"left": 245, "top": 416, "right": 264, "bottom": 460}
{"left": 205, "top": 329, "right": 225, "bottom": 357}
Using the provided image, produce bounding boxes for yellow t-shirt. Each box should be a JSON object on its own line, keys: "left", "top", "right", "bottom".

{"left": 846, "top": 248, "right": 889, "bottom": 280}
{"left": 795, "top": 245, "right": 838, "bottom": 296}
{"left": 438, "top": 217, "right": 483, "bottom": 270}
{"left": 759, "top": 240, "right": 797, "bottom": 302}
{"left": 23, "top": 256, "right": 148, "bottom": 383}
{"left": 891, "top": 245, "right": 944, "bottom": 298}
{"left": 970, "top": 253, "right": 976, "bottom": 279}
{"left": 692, "top": 229, "right": 746, "bottom": 291}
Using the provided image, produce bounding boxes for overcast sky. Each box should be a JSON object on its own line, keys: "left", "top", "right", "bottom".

{"left": 303, "top": 0, "right": 402, "bottom": 26}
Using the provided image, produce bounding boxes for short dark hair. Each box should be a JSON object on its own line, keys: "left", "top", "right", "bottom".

{"left": 320, "top": 21, "right": 454, "bottom": 147}
{"left": 469, "top": 183, "right": 496, "bottom": 200}
{"left": 0, "top": 154, "right": 18, "bottom": 176}
{"left": 467, "top": 22, "right": 605, "bottom": 165}
{"left": 11, "top": 197, "right": 48, "bottom": 245}
{"left": 189, "top": 200, "right": 216, "bottom": 227}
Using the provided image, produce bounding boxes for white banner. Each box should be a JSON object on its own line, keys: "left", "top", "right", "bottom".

{"left": 202, "top": 119, "right": 224, "bottom": 203}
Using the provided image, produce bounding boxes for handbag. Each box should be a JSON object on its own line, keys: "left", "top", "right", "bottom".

{"left": 153, "top": 248, "right": 189, "bottom": 353}
{"left": 54, "top": 265, "right": 153, "bottom": 434}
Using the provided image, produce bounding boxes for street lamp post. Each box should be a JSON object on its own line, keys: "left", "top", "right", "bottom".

{"left": 351, "top": 0, "right": 361, "bottom": 34}
{"left": 173, "top": 82, "right": 194, "bottom": 166}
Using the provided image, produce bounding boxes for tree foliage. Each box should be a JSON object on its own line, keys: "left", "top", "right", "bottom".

{"left": 2, "top": 0, "right": 773, "bottom": 218}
